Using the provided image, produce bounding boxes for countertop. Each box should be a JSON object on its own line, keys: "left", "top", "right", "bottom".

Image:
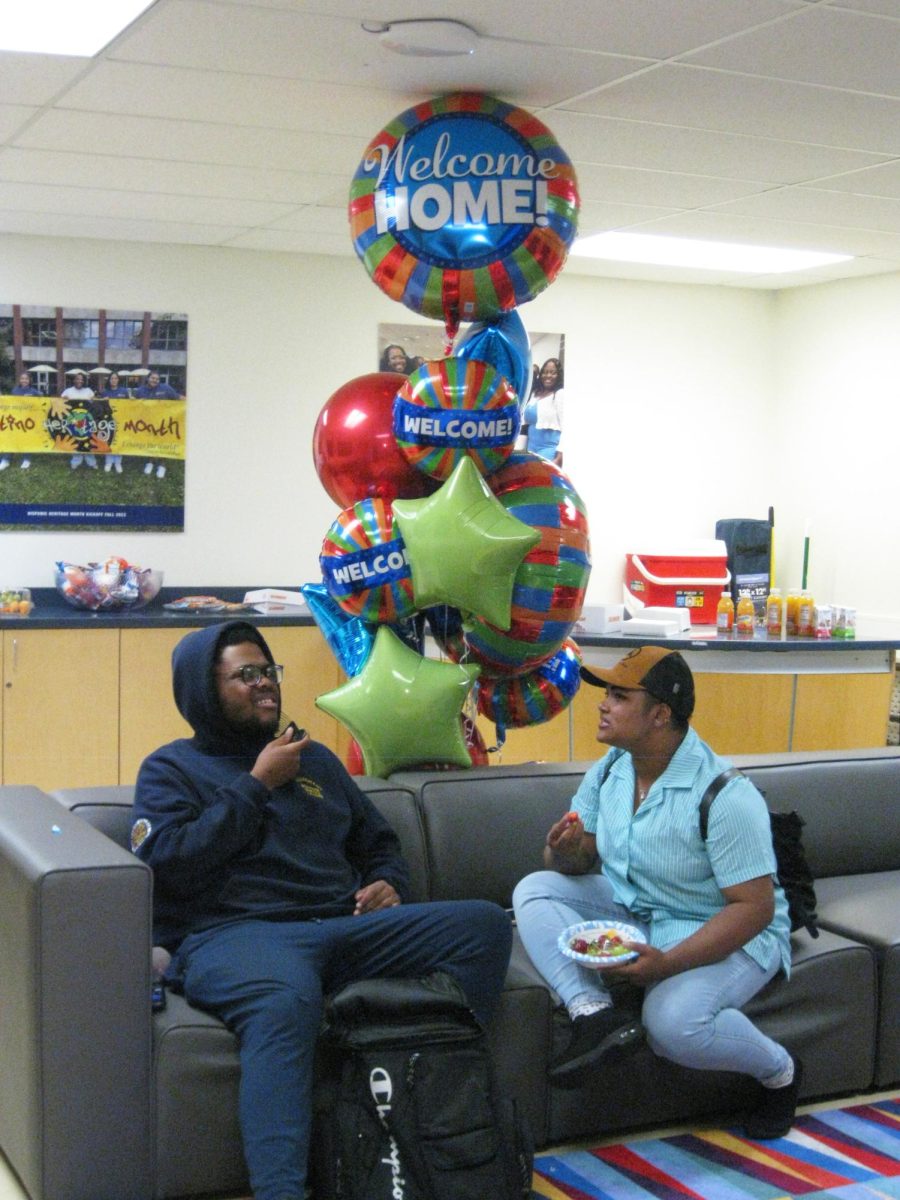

{"left": 4, "top": 587, "right": 898, "bottom": 653}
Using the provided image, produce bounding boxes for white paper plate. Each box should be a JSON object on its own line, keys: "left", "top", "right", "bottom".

{"left": 558, "top": 919, "right": 646, "bottom": 969}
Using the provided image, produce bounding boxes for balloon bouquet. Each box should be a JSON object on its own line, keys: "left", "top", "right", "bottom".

{"left": 307, "top": 92, "right": 589, "bottom": 777}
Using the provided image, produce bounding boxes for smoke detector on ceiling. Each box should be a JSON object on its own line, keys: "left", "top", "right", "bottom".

{"left": 363, "top": 18, "right": 478, "bottom": 57}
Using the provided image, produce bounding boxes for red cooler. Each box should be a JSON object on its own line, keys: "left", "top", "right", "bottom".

{"left": 624, "top": 541, "right": 730, "bottom": 624}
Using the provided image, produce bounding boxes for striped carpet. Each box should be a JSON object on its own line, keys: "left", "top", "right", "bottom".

{"left": 532, "top": 1096, "right": 900, "bottom": 1199}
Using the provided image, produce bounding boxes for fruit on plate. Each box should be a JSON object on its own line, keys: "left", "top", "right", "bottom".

{"left": 569, "top": 929, "right": 632, "bottom": 957}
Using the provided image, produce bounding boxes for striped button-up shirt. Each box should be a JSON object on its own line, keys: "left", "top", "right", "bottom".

{"left": 572, "top": 728, "right": 791, "bottom": 976}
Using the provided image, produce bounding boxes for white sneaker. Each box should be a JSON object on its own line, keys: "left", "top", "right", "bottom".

{"left": 114, "top": 460, "right": 123, "bottom": 474}
{"left": 21, "top": 458, "right": 30, "bottom": 469}
{"left": 156, "top": 464, "right": 167, "bottom": 479}
{"left": 104, "top": 459, "right": 113, "bottom": 472}
{"left": 144, "top": 462, "right": 153, "bottom": 475}
{"left": 0, "top": 458, "right": 9, "bottom": 471}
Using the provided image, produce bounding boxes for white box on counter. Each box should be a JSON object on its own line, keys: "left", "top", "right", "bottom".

{"left": 243, "top": 588, "right": 307, "bottom": 613}
{"left": 636, "top": 606, "right": 692, "bottom": 633}
{"left": 578, "top": 604, "right": 624, "bottom": 633}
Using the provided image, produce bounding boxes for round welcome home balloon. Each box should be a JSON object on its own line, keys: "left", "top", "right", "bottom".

{"left": 393, "top": 357, "right": 520, "bottom": 481}
{"left": 349, "top": 92, "right": 579, "bottom": 328}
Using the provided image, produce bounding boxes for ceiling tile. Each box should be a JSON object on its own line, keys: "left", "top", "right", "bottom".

{"left": 573, "top": 161, "right": 772, "bottom": 209}
{"left": 625, "top": 208, "right": 900, "bottom": 259}
{"left": 0, "top": 146, "right": 346, "bottom": 206}
{"left": 0, "top": 51, "right": 89, "bottom": 105}
{"left": 290, "top": 0, "right": 802, "bottom": 59}
{"left": 546, "top": 110, "right": 891, "bottom": 185}
{"left": 0, "top": 105, "right": 37, "bottom": 141}
{"left": 107, "top": 0, "right": 652, "bottom": 103}
{"left": 0, "top": 179, "right": 294, "bottom": 226}
{"left": 16, "top": 109, "right": 353, "bottom": 178}
{"left": 564, "top": 64, "right": 900, "bottom": 155}
{"left": 682, "top": 5, "right": 900, "bottom": 96}
{"left": 0, "top": 207, "right": 246, "bottom": 244}
{"left": 709, "top": 185, "right": 900, "bottom": 233}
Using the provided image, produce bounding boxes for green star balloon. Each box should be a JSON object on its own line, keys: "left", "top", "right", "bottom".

{"left": 392, "top": 456, "right": 540, "bottom": 629}
{"left": 315, "top": 625, "right": 480, "bottom": 778}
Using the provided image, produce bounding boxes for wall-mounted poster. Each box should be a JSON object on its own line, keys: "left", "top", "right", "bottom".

{"left": 0, "top": 304, "right": 188, "bottom": 531}
{"left": 377, "top": 322, "right": 566, "bottom": 465}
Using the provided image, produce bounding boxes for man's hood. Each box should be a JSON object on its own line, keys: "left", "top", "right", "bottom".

{"left": 172, "top": 619, "right": 277, "bottom": 754}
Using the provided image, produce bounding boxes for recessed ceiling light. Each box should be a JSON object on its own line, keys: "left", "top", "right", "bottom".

{"left": 0, "top": 0, "right": 155, "bottom": 57}
{"left": 363, "top": 18, "right": 478, "bottom": 57}
{"left": 572, "top": 231, "right": 853, "bottom": 275}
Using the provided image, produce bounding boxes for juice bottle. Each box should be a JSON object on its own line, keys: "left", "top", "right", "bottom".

{"left": 765, "top": 587, "right": 783, "bottom": 637}
{"left": 786, "top": 587, "right": 801, "bottom": 636}
{"left": 735, "top": 590, "right": 755, "bottom": 635}
{"left": 797, "top": 589, "right": 815, "bottom": 637}
{"left": 716, "top": 591, "right": 734, "bottom": 633}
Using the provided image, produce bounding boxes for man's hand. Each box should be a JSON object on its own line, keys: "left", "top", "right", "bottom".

{"left": 250, "top": 726, "right": 309, "bottom": 790}
{"left": 544, "top": 811, "right": 597, "bottom": 874}
{"left": 353, "top": 880, "right": 401, "bottom": 915}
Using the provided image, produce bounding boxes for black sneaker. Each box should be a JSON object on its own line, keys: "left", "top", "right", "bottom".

{"left": 743, "top": 1055, "right": 804, "bottom": 1139}
{"left": 550, "top": 1006, "right": 644, "bottom": 1087}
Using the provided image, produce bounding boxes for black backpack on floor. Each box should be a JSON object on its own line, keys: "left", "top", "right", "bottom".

{"left": 309, "top": 972, "right": 533, "bottom": 1200}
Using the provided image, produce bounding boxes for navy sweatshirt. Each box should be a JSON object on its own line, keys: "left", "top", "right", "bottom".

{"left": 131, "top": 620, "right": 411, "bottom": 950}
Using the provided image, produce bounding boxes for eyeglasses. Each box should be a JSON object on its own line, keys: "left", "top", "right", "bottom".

{"left": 226, "top": 663, "right": 284, "bottom": 687}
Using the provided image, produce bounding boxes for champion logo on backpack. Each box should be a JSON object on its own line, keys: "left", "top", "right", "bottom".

{"left": 369, "top": 1066, "right": 407, "bottom": 1199}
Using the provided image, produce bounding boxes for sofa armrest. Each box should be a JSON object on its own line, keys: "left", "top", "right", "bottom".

{"left": 0, "top": 787, "right": 154, "bottom": 1200}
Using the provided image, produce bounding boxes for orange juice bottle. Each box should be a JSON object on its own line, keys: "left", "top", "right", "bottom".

{"left": 765, "top": 587, "right": 783, "bottom": 637}
{"left": 797, "top": 589, "right": 815, "bottom": 637}
{"left": 786, "top": 587, "right": 801, "bottom": 636}
{"left": 716, "top": 591, "right": 734, "bottom": 633}
{"left": 735, "top": 590, "right": 755, "bottom": 635}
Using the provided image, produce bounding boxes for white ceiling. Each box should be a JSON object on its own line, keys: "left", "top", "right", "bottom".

{"left": 2, "top": 0, "right": 900, "bottom": 289}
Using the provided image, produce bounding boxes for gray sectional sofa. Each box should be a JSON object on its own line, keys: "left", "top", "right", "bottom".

{"left": 0, "top": 746, "right": 897, "bottom": 1200}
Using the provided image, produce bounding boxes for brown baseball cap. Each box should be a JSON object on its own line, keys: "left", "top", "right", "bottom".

{"left": 580, "top": 646, "right": 695, "bottom": 721}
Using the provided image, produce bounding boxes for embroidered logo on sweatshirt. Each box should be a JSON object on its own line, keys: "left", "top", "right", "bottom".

{"left": 297, "top": 776, "right": 324, "bottom": 799}
{"left": 131, "top": 818, "right": 152, "bottom": 851}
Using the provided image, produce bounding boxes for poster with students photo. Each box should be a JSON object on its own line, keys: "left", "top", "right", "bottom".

{"left": 0, "top": 304, "right": 188, "bottom": 531}
{"left": 377, "top": 323, "right": 565, "bottom": 465}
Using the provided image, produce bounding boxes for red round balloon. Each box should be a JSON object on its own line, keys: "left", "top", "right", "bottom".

{"left": 313, "top": 373, "right": 437, "bottom": 509}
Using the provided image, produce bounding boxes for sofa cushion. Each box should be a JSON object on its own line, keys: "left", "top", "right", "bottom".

{"left": 51, "top": 784, "right": 135, "bottom": 850}
{"left": 814, "top": 871, "right": 900, "bottom": 1088}
{"left": 355, "top": 778, "right": 427, "bottom": 903}
{"left": 736, "top": 750, "right": 900, "bottom": 879}
{"left": 391, "top": 763, "right": 589, "bottom": 908}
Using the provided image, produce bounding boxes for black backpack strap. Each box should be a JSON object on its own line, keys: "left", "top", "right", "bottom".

{"left": 598, "top": 746, "right": 626, "bottom": 790}
{"left": 698, "top": 767, "right": 744, "bottom": 840}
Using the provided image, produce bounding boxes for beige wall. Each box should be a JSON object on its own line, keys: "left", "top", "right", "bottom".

{"left": 1, "top": 232, "right": 898, "bottom": 631}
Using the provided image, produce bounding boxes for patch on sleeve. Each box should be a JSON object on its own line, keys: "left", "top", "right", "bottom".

{"left": 131, "top": 818, "right": 152, "bottom": 852}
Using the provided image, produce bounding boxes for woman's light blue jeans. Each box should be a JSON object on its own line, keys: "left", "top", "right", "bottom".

{"left": 512, "top": 870, "right": 790, "bottom": 1083}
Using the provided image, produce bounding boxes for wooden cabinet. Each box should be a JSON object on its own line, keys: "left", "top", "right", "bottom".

{"left": 2, "top": 625, "right": 346, "bottom": 789}
{"left": 2, "top": 628, "right": 119, "bottom": 788}
{"left": 119, "top": 628, "right": 193, "bottom": 784}
{"left": 1, "top": 625, "right": 894, "bottom": 788}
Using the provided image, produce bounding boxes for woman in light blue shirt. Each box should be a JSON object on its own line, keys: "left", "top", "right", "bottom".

{"left": 513, "top": 646, "right": 799, "bottom": 1140}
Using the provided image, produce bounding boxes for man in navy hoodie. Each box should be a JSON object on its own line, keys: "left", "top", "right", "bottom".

{"left": 132, "top": 620, "right": 512, "bottom": 1200}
